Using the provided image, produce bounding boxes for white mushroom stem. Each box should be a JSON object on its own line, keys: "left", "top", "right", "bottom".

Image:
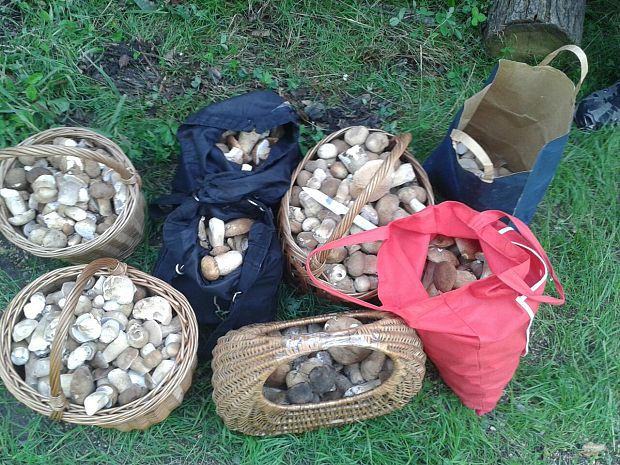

{"left": 208, "top": 217, "right": 225, "bottom": 248}
{"left": 334, "top": 176, "right": 352, "bottom": 204}
{"left": 408, "top": 198, "right": 426, "bottom": 213}
{"left": 60, "top": 374, "right": 73, "bottom": 397}
{"left": 96, "top": 198, "right": 113, "bottom": 216}
{"left": 306, "top": 169, "right": 327, "bottom": 190}
{"left": 253, "top": 139, "right": 270, "bottom": 164}
{"left": 225, "top": 147, "right": 244, "bottom": 164}
{"left": 314, "top": 218, "right": 337, "bottom": 244}
{"left": 391, "top": 163, "right": 416, "bottom": 188}
{"left": 83, "top": 390, "right": 111, "bottom": 416}
{"left": 9, "top": 209, "right": 36, "bottom": 226}
{"left": 0, "top": 189, "right": 28, "bottom": 215}
{"left": 152, "top": 360, "right": 175, "bottom": 385}
{"left": 327, "top": 264, "right": 347, "bottom": 283}
{"left": 102, "top": 331, "right": 129, "bottom": 363}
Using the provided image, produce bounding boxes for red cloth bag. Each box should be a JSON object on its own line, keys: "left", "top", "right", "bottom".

{"left": 305, "top": 202, "right": 564, "bottom": 414}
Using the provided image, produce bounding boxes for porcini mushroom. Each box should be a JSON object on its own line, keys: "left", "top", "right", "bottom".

{"left": 132, "top": 296, "right": 173, "bottom": 325}
{"left": 200, "top": 251, "right": 243, "bottom": 281}
{"left": 343, "top": 126, "right": 369, "bottom": 146}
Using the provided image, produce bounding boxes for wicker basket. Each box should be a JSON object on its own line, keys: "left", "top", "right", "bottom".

{"left": 279, "top": 129, "right": 435, "bottom": 301}
{"left": 0, "top": 258, "right": 198, "bottom": 431}
{"left": 0, "top": 127, "right": 145, "bottom": 263}
{"left": 212, "top": 310, "right": 426, "bottom": 435}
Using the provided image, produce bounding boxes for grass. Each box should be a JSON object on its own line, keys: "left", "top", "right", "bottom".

{"left": 0, "top": 0, "right": 618, "bottom": 464}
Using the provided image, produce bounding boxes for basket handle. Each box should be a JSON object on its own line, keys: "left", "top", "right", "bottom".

{"left": 48, "top": 258, "right": 128, "bottom": 420}
{"left": 539, "top": 45, "right": 588, "bottom": 97}
{"left": 0, "top": 145, "right": 140, "bottom": 185}
{"left": 450, "top": 129, "right": 494, "bottom": 183}
{"left": 314, "top": 133, "right": 412, "bottom": 266}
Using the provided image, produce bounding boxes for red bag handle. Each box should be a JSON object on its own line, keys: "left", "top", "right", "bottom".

{"left": 305, "top": 209, "right": 565, "bottom": 307}
{"left": 469, "top": 210, "right": 565, "bottom": 305}
{"left": 305, "top": 227, "right": 390, "bottom": 311}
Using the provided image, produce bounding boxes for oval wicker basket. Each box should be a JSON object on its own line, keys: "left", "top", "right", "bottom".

{"left": 279, "top": 129, "right": 435, "bottom": 301}
{"left": 0, "top": 127, "right": 145, "bottom": 263}
{"left": 0, "top": 258, "right": 199, "bottom": 431}
{"left": 212, "top": 310, "right": 426, "bottom": 435}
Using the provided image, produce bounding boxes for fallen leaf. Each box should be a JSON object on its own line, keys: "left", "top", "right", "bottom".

{"left": 251, "top": 30, "right": 271, "bottom": 37}
{"left": 581, "top": 442, "right": 606, "bottom": 457}
{"left": 118, "top": 54, "right": 131, "bottom": 68}
{"left": 208, "top": 67, "right": 222, "bottom": 83}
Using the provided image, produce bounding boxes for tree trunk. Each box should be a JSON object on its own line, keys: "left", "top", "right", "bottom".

{"left": 483, "top": 0, "right": 586, "bottom": 59}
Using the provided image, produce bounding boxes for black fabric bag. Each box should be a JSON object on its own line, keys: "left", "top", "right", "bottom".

{"left": 171, "top": 90, "right": 300, "bottom": 207}
{"left": 153, "top": 197, "right": 282, "bottom": 357}
{"left": 152, "top": 91, "right": 301, "bottom": 357}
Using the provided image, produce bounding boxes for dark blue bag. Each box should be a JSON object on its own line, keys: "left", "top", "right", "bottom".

{"left": 152, "top": 91, "right": 301, "bottom": 357}
{"left": 171, "top": 90, "right": 300, "bottom": 207}
{"left": 153, "top": 197, "right": 282, "bottom": 357}
{"left": 423, "top": 45, "right": 587, "bottom": 224}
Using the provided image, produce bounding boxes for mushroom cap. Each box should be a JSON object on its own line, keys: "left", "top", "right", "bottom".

{"left": 343, "top": 126, "right": 369, "bottom": 146}
{"left": 132, "top": 296, "right": 173, "bottom": 325}
{"left": 102, "top": 275, "right": 136, "bottom": 305}
{"left": 224, "top": 218, "right": 254, "bottom": 237}
{"left": 88, "top": 181, "right": 115, "bottom": 200}
{"left": 70, "top": 366, "right": 95, "bottom": 405}
{"left": 127, "top": 325, "right": 149, "bottom": 349}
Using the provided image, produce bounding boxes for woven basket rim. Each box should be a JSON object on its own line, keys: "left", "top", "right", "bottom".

{"left": 0, "top": 127, "right": 144, "bottom": 261}
{"left": 279, "top": 127, "right": 435, "bottom": 300}
{"left": 0, "top": 262, "right": 199, "bottom": 428}
{"left": 211, "top": 310, "right": 426, "bottom": 435}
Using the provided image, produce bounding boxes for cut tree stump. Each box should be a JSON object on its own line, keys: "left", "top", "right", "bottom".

{"left": 483, "top": 0, "right": 586, "bottom": 59}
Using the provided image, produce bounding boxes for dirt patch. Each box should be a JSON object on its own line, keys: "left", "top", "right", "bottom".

{"left": 80, "top": 40, "right": 163, "bottom": 97}
{"left": 0, "top": 4, "right": 23, "bottom": 39}
{"left": 289, "top": 90, "right": 395, "bottom": 131}
{"left": 0, "top": 236, "right": 34, "bottom": 287}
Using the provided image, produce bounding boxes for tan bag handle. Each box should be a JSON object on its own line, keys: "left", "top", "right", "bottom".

{"left": 450, "top": 129, "right": 494, "bottom": 183}
{"left": 539, "top": 45, "right": 588, "bottom": 97}
{"left": 0, "top": 145, "right": 140, "bottom": 186}
{"left": 47, "top": 258, "right": 128, "bottom": 420}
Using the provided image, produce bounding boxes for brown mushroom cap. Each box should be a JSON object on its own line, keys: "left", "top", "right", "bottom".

{"left": 89, "top": 182, "right": 115, "bottom": 200}
{"left": 25, "top": 167, "right": 53, "bottom": 184}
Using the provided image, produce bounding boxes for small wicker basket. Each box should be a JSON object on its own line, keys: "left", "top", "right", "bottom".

{"left": 0, "top": 258, "right": 199, "bottom": 431}
{"left": 0, "top": 127, "right": 145, "bottom": 263}
{"left": 212, "top": 310, "right": 426, "bottom": 435}
{"left": 279, "top": 129, "right": 434, "bottom": 301}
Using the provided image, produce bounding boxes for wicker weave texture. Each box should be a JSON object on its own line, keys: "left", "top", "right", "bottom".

{"left": 212, "top": 311, "right": 426, "bottom": 435}
{"left": 278, "top": 128, "right": 435, "bottom": 301}
{"left": 0, "top": 259, "right": 199, "bottom": 431}
{"left": 0, "top": 127, "right": 145, "bottom": 263}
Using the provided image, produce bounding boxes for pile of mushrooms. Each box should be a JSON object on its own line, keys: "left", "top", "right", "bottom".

{"left": 215, "top": 126, "right": 283, "bottom": 170}
{"left": 422, "top": 235, "right": 492, "bottom": 296}
{"left": 199, "top": 217, "right": 253, "bottom": 281}
{"left": 0, "top": 137, "right": 128, "bottom": 249}
{"left": 10, "top": 274, "right": 182, "bottom": 415}
{"left": 453, "top": 141, "right": 513, "bottom": 179}
{"left": 289, "top": 126, "right": 430, "bottom": 293}
{"left": 263, "top": 316, "right": 393, "bottom": 405}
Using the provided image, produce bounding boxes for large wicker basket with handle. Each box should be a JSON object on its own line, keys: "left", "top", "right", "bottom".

{"left": 279, "top": 129, "right": 434, "bottom": 301}
{"left": 0, "top": 258, "right": 198, "bottom": 431}
{"left": 0, "top": 127, "right": 145, "bottom": 263}
{"left": 212, "top": 310, "right": 426, "bottom": 435}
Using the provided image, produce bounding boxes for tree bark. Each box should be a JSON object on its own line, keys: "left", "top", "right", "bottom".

{"left": 483, "top": 0, "right": 586, "bottom": 59}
